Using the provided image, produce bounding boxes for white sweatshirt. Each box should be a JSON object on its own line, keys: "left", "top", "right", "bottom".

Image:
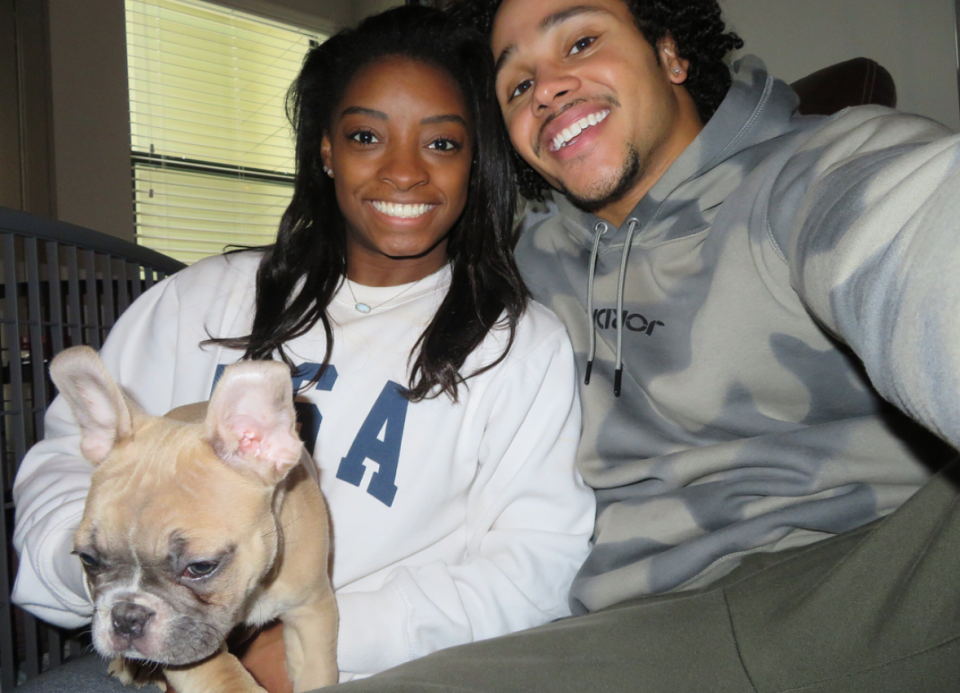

{"left": 12, "top": 251, "right": 595, "bottom": 680}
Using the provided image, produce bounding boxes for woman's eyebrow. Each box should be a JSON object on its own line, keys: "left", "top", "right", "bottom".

{"left": 421, "top": 114, "right": 467, "bottom": 126}
{"left": 341, "top": 106, "right": 388, "bottom": 119}
{"left": 339, "top": 109, "right": 465, "bottom": 127}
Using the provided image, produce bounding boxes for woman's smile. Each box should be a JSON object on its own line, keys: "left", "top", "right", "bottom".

{"left": 369, "top": 201, "right": 438, "bottom": 219}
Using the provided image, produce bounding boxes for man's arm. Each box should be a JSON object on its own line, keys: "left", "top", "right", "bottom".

{"left": 769, "top": 106, "right": 960, "bottom": 450}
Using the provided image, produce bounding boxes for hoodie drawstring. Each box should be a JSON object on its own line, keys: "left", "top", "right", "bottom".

{"left": 613, "top": 219, "right": 640, "bottom": 397}
{"left": 584, "top": 221, "right": 609, "bottom": 385}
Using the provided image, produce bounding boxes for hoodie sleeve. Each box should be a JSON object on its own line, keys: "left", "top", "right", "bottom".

{"left": 766, "top": 106, "right": 960, "bottom": 452}
{"left": 335, "top": 313, "right": 594, "bottom": 679}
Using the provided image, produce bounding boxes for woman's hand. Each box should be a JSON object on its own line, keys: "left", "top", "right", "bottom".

{"left": 164, "top": 622, "right": 292, "bottom": 693}
{"left": 238, "top": 621, "right": 293, "bottom": 693}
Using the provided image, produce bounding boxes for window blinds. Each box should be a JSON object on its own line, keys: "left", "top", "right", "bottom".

{"left": 125, "top": 0, "right": 326, "bottom": 265}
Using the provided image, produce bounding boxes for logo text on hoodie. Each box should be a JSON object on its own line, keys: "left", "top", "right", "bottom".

{"left": 593, "top": 308, "right": 664, "bottom": 335}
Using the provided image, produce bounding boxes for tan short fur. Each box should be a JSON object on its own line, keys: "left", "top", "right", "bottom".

{"left": 51, "top": 346, "right": 338, "bottom": 692}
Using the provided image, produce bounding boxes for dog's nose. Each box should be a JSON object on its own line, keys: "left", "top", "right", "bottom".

{"left": 111, "top": 602, "right": 155, "bottom": 639}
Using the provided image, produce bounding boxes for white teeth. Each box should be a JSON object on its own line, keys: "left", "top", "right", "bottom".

{"left": 372, "top": 201, "right": 435, "bottom": 218}
{"left": 550, "top": 109, "right": 610, "bottom": 151}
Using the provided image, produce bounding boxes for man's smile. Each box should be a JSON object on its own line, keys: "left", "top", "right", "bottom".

{"left": 550, "top": 109, "right": 610, "bottom": 151}
{"left": 538, "top": 98, "right": 618, "bottom": 157}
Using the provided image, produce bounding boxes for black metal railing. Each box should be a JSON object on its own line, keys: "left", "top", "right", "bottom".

{"left": 0, "top": 207, "right": 185, "bottom": 689}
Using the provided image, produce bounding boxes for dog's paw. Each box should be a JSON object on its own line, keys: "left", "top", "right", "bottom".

{"left": 107, "top": 658, "right": 137, "bottom": 685}
{"left": 107, "top": 658, "right": 168, "bottom": 690}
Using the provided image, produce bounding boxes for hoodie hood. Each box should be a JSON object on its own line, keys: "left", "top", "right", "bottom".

{"left": 554, "top": 56, "right": 804, "bottom": 248}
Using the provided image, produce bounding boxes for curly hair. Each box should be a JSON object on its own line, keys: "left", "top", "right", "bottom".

{"left": 450, "top": 0, "right": 743, "bottom": 200}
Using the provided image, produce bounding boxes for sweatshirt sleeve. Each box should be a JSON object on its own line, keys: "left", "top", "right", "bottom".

{"left": 335, "top": 315, "right": 594, "bottom": 679}
{"left": 12, "top": 269, "right": 196, "bottom": 628}
{"left": 767, "top": 107, "right": 960, "bottom": 451}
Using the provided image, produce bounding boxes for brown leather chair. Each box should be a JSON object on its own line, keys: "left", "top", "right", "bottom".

{"left": 790, "top": 57, "right": 897, "bottom": 116}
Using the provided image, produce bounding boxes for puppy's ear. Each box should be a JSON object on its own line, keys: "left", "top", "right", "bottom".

{"left": 49, "top": 346, "right": 136, "bottom": 465}
{"left": 205, "top": 360, "right": 303, "bottom": 485}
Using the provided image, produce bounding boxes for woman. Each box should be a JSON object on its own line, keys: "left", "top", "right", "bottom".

{"left": 12, "top": 5, "right": 594, "bottom": 690}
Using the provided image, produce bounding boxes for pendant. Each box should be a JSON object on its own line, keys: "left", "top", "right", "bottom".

{"left": 355, "top": 303, "right": 372, "bottom": 314}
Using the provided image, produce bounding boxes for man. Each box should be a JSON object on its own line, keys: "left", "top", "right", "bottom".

{"left": 474, "top": 0, "right": 959, "bottom": 617}
{"left": 325, "top": 0, "right": 960, "bottom": 689}
{"left": 335, "top": 0, "right": 960, "bottom": 688}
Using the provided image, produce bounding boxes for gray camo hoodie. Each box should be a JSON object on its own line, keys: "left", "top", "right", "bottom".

{"left": 515, "top": 56, "right": 960, "bottom": 613}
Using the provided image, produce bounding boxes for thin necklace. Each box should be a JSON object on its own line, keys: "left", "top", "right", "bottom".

{"left": 345, "top": 276, "right": 426, "bottom": 314}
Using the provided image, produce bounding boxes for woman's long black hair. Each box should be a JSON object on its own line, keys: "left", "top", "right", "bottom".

{"left": 209, "top": 5, "right": 528, "bottom": 402}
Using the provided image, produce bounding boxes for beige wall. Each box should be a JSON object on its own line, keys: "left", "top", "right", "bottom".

{"left": 1, "top": 0, "right": 55, "bottom": 216}
{"left": 47, "top": 0, "right": 133, "bottom": 240}
{"left": 721, "top": 0, "right": 960, "bottom": 131}
{"left": 0, "top": 0, "right": 24, "bottom": 211}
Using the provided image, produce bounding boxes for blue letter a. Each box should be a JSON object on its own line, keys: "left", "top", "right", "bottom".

{"left": 336, "top": 381, "right": 408, "bottom": 507}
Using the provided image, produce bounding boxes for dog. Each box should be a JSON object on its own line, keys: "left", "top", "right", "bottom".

{"left": 50, "top": 346, "right": 338, "bottom": 692}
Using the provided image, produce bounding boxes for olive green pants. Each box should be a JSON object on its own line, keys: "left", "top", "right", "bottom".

{"left": 327, "top": 463, "right": 960, "bottom": 692}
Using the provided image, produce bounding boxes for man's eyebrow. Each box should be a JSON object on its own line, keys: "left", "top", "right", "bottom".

{"left": 494, "top": 45, "right": 516, "bottom": 77}
{"left": 540, "top": 5, "right": 605, "bottom": 32}
{"left": 494, "top": 5, "right": 608, "bottom": 77}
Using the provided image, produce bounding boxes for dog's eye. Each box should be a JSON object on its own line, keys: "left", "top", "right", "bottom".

{"left": 76, "top": 551, "right": 100, "bottom": 572}
{"left": 183, "top": 561, "right": 219, "bottom": 580}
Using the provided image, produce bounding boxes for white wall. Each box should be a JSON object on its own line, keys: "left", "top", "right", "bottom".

{"left": 720, "top": 0, "right": 960, "bottom": 131}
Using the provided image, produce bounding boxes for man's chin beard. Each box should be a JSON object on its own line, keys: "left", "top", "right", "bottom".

{"left": 561, "top": 146, "right": 641, "bottom": 217}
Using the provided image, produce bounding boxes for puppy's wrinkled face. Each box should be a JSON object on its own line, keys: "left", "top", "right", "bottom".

{"left": 51, "top": 348, "right": 303, "bottom": 666}
{"left": 75, "top": 422, "right": 279, "bottom": 665}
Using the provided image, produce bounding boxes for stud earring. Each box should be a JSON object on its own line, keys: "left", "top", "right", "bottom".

{"left": 672, "top": 67, "right": 683, "bottom": 75}
{"left": 323, "top": 165, "right": 333, "bottom": 177}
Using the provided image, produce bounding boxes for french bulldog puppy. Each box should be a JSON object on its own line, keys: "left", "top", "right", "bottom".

{"left": 50, "top": 346, "right": 338, "bottom": 693}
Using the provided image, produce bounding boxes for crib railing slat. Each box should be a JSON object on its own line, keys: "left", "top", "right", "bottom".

{"left": 0, "top": 209, "right": 185, "bottom": 686}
